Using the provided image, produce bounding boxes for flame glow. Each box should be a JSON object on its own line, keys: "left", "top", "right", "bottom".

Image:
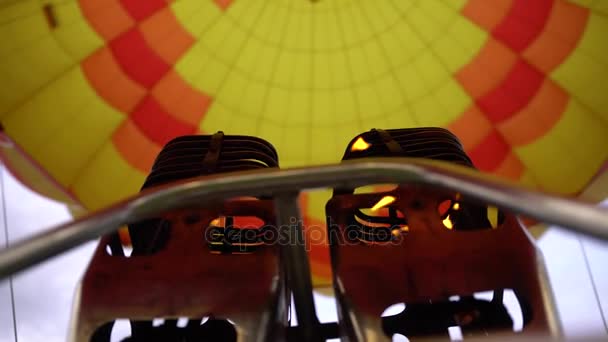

{"left": 487, "top": 206, "right": 499, "bottom": 228}
{"left": 351, "top": 137, "right": 371, "bottom": 151}
{"left": 443, "top": 215, "right": 454, "bottom": 229}
{"left": 371, "top": 195, "right": 396, "bottom": 211}
{"left": 452, "top": 202, "right": 460, "bottom": 210}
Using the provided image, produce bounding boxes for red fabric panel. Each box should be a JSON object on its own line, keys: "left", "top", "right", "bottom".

{"left": 110, "top": 28, "right": 170, "bottom": 88}
{"left": 130, "top": 96, "right": 196, "bottom": 146}
{"left": 493, "top": 0, "right": 554, "bottom": 52}
{"left": 214, "top": 0, "right": 234, "bottom": 11}
{"left": 468, "top": 131, "right": 511, "bottom": 171}
{"left": 120, "top": 0, "right": 166, "bottom": 21}
{"left": 476, "top": 60, "right": 544, "bottom": 123}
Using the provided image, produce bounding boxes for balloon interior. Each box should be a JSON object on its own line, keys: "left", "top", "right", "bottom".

{"left": 62, "top": 128, "right": 562, "bottom": 341}
{"left": 1, "top": 1, "right": 608, "bottom": 341}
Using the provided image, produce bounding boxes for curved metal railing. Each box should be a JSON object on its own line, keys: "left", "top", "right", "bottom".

{"left": 0, "top": 157, "right": 607, "bottom": 279}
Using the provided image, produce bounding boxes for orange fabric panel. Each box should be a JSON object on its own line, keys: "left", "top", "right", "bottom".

{"left": 138, "top": 7, "right": 196, "bottom": 65}
{"left": 151, "top": 70, "right": 213, "bottom": 126}
{"left": 300, "top": 194, "right": 331, "bottom": 267}
{"left": 447, "top": 105, "right": 493, "bottom": 150}
{"left": 82, "top": 47, "right": 146, "bottom": 113}
{"left": 523, "top": 1, "right": 589, "bottom": 73}
{"left": 497, "top": 79, "right": 568, "bottom": 146}
{"left": 112, "top": 119, "right": 161, "bottom": 173}
{"left": 310, "top": 259, "right": 333, "bottom": 282}
{"left": 79, "top": 0, "right": 134, "bottom": 41}
{"left": 493, "top": 151, "right": 525, "bottom": 180}
{"left": 461, "top": 0, "right": 513, "bottom": 31}
{"left": 456, "top": 39, "right": 517, "bottom": 98}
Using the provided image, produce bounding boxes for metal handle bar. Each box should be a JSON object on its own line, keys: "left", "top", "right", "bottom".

{"left": 0, "top": 158, "right": 607, "bottom": 279}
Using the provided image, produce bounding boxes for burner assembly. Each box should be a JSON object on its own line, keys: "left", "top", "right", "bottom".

{"left": 2, "top": 127, "right": 605, "bottom": 341}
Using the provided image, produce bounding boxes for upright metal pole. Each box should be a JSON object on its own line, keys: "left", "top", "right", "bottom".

{"left": 274, "top": 192, "right": 319, "bottom": 341}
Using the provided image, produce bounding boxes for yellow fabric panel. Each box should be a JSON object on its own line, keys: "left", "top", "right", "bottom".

{"left": 238, "top": 81, "right": 268, "bottom": 118}
{"left": 0, "top": 2, "right": 78, "bottom": 116}
{"left": 417, "top": 1, "right": 457, "bottom": 28}
{"left": 291, "top": 52, "right": 313, "bottom": 89}
{"left": 199, "top": 101, "right": 235, "bottom": 133}
{"left": 0, "top": 1, "right": 48, "bottom": 57}
{"left": 333, "top": 88, "right": 360, "bottom": 125}
{"left": 393, "top": 63, "right": 427, "bottom": 102}
{"left": 279, "top": 125, "right": 310, "bottom": 167}
{"left": 567, "top": 0, "right": 594, "bottom": 7}
{"left": 0, "top": 146, "right": 76, "bottom": 204}
{"left": 33, "top": 71, "right": 124, "bottom": 186}
{"left": 336, "top": 4, "right": 364, "bottom": 47}
{"left": 442, "top": 0, "right": 469, "bottom": 11}
{"left": 178, "top": 44, "right": 229, "bottom": 96}
{"left": 385, "top": 105, "right": 417, "bottom": 129}
{"left": 19, "top": 34, "right": 74, "bottom": 80}
{"left": 433, "top": 78, "right": 472, "bottom": 122}
{"left": 286, "top": 90, "right": 312, "bottom": 125}
{"left": 3, "top": 66, "right": 91, "bottom": 153}
{"left": 383, "top": 21, "right": 426, "bottom": 66}
{"left": 170, "top": 0, "right": 221, "bottom": 36}
{"left": 281, "top": 8, "right": 303, "bottom": 51}
{"left": 50, "top": 0, "right": 103, "bottom": 60}
{"left": 326, "top": 51, "right": 351, "bottom": 89}
{"left": 552, "top": 14, "right": 608, "bottom": 119}
{"left": 297, "top": 11, "right": 313, "bottom": 52}
{"left": 449, "top": 12, "right": 489, "bottom": 52}
{"left": 334, "top": 121, "right": 366, "bottom": 151}
{"left": 365, "top": 2, "right": 402, "bottom": 32}
{"left": 568, "top": 0, "right": 608, "bottom": 15}
{"left": 375, "top": 75, "right": 406, "bottom": 114}
{"left": 229, "top": 0, "right": 269, "bottom": 33}
{"left": 313, "top": 52, "right": 332, "bottom": 90}
{"left": 432, "top": 16, "right": 487, "bottom": 73}
{"left": 514, "top": 99, "right": 608, "bottom": 194}
{"left": 251, "top": 1, "right": 279, "bottom": 41}
{"left": 405, "top": 5, "right": 445, "bottom": 44}
{"left": 250, "top": 45, "right": 281, "bottom": 84}
{"left": 305, "top": 189, "right": 333, "bottom": 220}
{"left": 217, "top": 25, "right": 250, "bottom": 68}
{"left": 229, "top": 113, "right": 259, "bottom": 136}
{"left": 314, "top": 11, "right": 341, "bottom": 51}
{"left": 311, "top": 90, "right": 334, "bottom": 126}
{"left": 256, "top": 121, "right": 284, "bottom": 157}
{"left": 551, "top": 50, "right": 608, "bottom": 121}
{"left": 412, "top": 94, "right": 445, "bottom": 127}
{"left": 593, "top": 1, "right": 608, "bottom": 15}
{"left": 198, "top": 17, "right": 236, "bottom": 57}
{"left": 309, "top": 126, "right": 341, "bottom": 165}
{"left": 360, "top": 115, "right": 390, "bottom": 133}
{"left": 413, "top": 51, "right": 451, "bottom": 93}
{"left": 355, "top": 83, "right": 383, "bottom": 120}
{"left": 347, "top": 46, "right": 372, "bottom": 85}
{"left": 261, "top": 4, "right": 290, "bottom": 46}
{"left": 263, "top": 86, "right": 291, "bottom": 124}
{"left": 215, "top": 71, "right": 248, "bottom": 109}
{"left": 576, "top": 12, "right": 608, "bottom": 63}
{"left": 71, "top": 142, "right": 144, "bottom": 211}
{"left": 364, "top": 40, "right": 392, "bottom": 79}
